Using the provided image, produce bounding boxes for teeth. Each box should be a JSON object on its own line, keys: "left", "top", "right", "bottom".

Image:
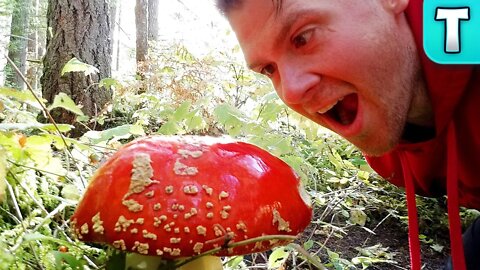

{"left": 316, "top": 96, "right": 346, "bottom": 114}
{"left": 317, "top": 100, "right": 339, "bottom": 114}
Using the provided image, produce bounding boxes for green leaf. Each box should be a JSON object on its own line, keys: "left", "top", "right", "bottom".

{"left": 0, "top": 87, "right": 45, "bottom": 103}
{"left": 60, "top": 184, "right": 80, "bottom": 202}
{"left": 0, "top": 123, "right": 32, "bottom": 132}
{"left": 24, "top": 233, "right": 72, "bottom": 247}
{"left": 0, "top": 133, "right": 23, "bottom": 161}
{"left": 430, "top": 243, "right": 444, "bottom": 253}
{"left": 48, "top": 93, "right": 84, "bottom": 116}
{"left": 0, "top": 122, "right": 72, "bottom": 133}
{"left": 83, "top": 124, "right": 144, "bottom": 144}
{"left": 173, "top": 101, "right": 192, "bottom": 121}
{"left": 259, "top": 102, "right": 283, "bottom": 123}
{"left": 327, "top": 148, "right": 344, "bottom": 171}
{"left": 158, "top": 121, "right": 180, "bottom": 135}
{"left": 352, "top": 256, "right": 396, "bottom": 269}
{"left": 129, "top": 124, "right": 146, "bottom": 136}
{"left": 40, "top": 123, "right": 74, "bottom": 133}
{"left": 61, "top": 57, "right": 99, "bottom": 76}
{"left": 303, "top": 240, "right": 314, "bottom": 251}
{"left": 99, "top": 77, "right": 122, "bottom": 90}
{"left": 225, "top": 256, "right": 244, "bottom": 268}
{"left": 261, "top": 91, "right": 280, "bottom": 103}
{"left": 161, "top": 66, "right": 175, "bottom": 74}
{"left": 213, "top": 103, "right": 248, "bottom": 126}
{"left": 23, "top": 135, "right": 56, "bottom": 168}
{"left": 349, "top": 208, "right": 367, "bottom": 226}
{"left": 51, "top": 251, "right": 85, "bottom": 270}
{"left": 268, "top": 247, "right": 289, "bottom": 269}
{"left": 249, "top": 134, "right": 293, "bottom": 157}
{"left": 0, "top": 148, "right": 7, "bottom": 203}
{"left": 351, "top": 256, "right": 374, "bottom": 269}
{"left": 357, "top": 170, "right": 370, "bottom": 181}
{"left": 44, "top": 134, "right": 90, "bottom": 151}
{"left": 186, "top": 115, "right": 204, "bottom": 131}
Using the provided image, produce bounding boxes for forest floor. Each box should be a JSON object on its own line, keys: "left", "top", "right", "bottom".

{"left": 287, "top": 206, "right": 450, "bottom": 270}
{"left": 300, "top": 218, "right": 448, "bottom": 269}
{"left": 241, "top": 204, "right": 449, "bottom": 270}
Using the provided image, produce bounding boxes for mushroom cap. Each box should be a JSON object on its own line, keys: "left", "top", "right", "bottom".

{"left": 70, "top": 135, "right": 312, "bottom": 259}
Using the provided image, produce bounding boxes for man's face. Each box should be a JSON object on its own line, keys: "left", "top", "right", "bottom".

{"left": 227, "top": 0, "right": 423, "bottom": 156}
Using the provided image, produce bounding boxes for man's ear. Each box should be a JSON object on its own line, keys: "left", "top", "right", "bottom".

{"left": 383, "top": 0, "right": 409, "bottom": 14}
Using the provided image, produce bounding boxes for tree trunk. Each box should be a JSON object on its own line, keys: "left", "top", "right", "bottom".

{"left": 26, "top": 0, "right": 42, "bottom": 90}
{"left": 114, "top": 0, "right": 122, "bottom": 72}
{"left": 109, "top": 0, "right": 117, "bottom": 69}
{"left": 147, "top": 0, "right": 159, "bottom": 43}
{"left": 5, "top": 0, "right": 31, "bottom": 90}
{"left": 41, "top": 0, "right": 112, "bottom": 127}
{"left": 135, "top": 0, "right": 148, "bottom": 91}
{"left": 0, "top": 3, "right": 13, "bottom": 85}
{"left": 135, "top": 0, "right": 148, "bottom": 64}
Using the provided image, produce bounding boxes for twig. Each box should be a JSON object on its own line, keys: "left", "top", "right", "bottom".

{"left": 5, "top": 180, "right": 23, "bottom": 223}
{"left": 31, "top": 202, "right": 68, "bottom": 234}
{"left": 288, "top": 243, "right": 328, "bottom": 270}
{"left": 9, "top": 172, "right": 48, "bottom": 214}
{"left": 5, "top": 54, "right": 88, "bottom": 188}
{"left": 58, "top": 229, "right": 100, "bottom": 269}
{"left": 5, "top": 180, "right": 45, "bottom": 270}
{"left": 5, "top": 55, "right": 66, "bottom": 143}
{"left": 0, "top": 205, "right": 21, "bottom": 224}
{"left": 7, "top": 159, "right": 71, "bottom": 181}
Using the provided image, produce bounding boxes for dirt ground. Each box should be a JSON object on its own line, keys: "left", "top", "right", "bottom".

{"left": 293, "top": 217, "right": 448, "bottom": 270}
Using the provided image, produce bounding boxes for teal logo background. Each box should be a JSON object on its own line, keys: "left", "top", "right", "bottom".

{"left": 424, "top": 0, "right": 480, "bottom": 64}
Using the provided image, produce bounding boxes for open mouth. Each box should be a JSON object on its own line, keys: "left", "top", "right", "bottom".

{"left": 323, "top": 93, "right": 358, "bottom": 126}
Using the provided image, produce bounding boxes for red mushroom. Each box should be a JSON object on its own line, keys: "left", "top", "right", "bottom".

{"left": 70, "top": 135, "right": 312, "bottom": 269}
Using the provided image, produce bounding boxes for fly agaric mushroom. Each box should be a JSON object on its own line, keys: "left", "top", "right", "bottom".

{"left": 70, "top": 135, "right": 312, "bottom": 269}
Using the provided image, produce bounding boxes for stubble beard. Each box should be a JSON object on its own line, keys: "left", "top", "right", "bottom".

{"left": 360, "top": 35, "right": 420, "bottom": 157}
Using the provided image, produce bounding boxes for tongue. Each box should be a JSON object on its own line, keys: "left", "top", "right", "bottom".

{"left": 335, "top": 94, "right": 358, "bottom": 125}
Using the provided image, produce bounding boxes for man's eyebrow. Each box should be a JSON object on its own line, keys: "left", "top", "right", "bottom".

{"left": 274, "top": 9, "right": 314, "bottom": 47}
{"left": 247, "top": 9, "right": 316, "bottom": 70}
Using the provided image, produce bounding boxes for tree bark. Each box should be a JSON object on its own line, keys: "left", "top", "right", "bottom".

{"left": 135, "top": 0, "right": 148, "bottom": 91}
{"left": 0, "top": 3, "right": 13, "bottom": 85}
{"left": 135, "top": 0, "right": 148, "bottom": 64}
{"left": 5, "top": 0, "right": 31, "bottom": 90}
{"left": 114, "top": 0, "right": 122, "bottom": 72}
{"left": 108, "top": 0, "right": 117, "bottom": 68}
{"left": 26, "top": 0, "right": 43, "bottom": 90}
{"left": 147, "top": 0, "right": 159, "bottom": 43}
{"left": 41, "top": 0, "right": 112, "bottom": 126}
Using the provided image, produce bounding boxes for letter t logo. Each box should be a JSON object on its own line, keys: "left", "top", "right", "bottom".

{"left": 435, "top": 7, "right": 470, "bottom": 53}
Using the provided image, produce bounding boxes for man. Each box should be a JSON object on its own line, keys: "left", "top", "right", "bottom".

{"left": 216, "top": 0, "right": 480, "bottom": 269}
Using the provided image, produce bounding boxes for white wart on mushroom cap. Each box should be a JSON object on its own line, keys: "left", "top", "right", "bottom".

{"left": 70, "top": 135, "right": 312, "bottom": 259}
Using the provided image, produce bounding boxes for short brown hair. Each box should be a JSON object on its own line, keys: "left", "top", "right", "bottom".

{"left": 215, "top": 0, "right": 242, "bottom": 14}
{"left": 216, "top": 0, "right": 282, "bottom": 15}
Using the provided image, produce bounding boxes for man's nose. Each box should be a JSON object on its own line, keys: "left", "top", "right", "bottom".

{"left": 276, "top": 63, "right": 319, "bottom": 105}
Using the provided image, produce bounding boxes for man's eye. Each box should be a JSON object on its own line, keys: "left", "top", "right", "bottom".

{"left": 260, "top": 64, "right": 276, "bottom": 77}
{"left": 292, "top": 29, "right": 313, "bottom": 48}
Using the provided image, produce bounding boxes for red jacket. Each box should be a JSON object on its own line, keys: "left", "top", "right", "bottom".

{"left": 364, "top": 1, "right": 480, "bottom": 269}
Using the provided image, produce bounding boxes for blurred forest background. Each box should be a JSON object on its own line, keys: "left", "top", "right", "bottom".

{"left": 0, "top": 0, "right": 475, "bottom": 269}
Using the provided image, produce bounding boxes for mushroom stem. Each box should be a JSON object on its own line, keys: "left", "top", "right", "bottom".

{"left": 124, "top": 253, "right": 172, "bottom": 270}
{"left": 176, "top": 256, "right": 223, "bottom": 270}
{"left": 124, "top": 253, "right": 222, "bottom": 270}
